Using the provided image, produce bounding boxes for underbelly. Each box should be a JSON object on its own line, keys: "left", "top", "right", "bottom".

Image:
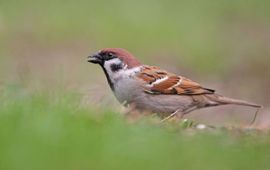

{"left": 132, "top": 93, "right": 194, "bottom": 114}
{"left": 112, "top": 80, "right": 194, "bottom": 114}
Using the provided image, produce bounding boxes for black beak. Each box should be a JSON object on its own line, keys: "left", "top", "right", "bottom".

{"left": 87, "top": 54, "right": 102, "bottom": 64}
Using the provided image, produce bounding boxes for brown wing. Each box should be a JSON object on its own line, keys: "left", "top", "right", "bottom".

{"left": 137, "top": 66, "right": 215, "bottom": 95}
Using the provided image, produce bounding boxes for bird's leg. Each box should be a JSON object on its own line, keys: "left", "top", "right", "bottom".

{"left": 160, "top": 109, "right": 182, "bottom": 123}
{"left": 121, "top": 100, "right": 129, "bottom": 107}
{"left": 182, "top": 106, "right": 198, "bottom": 115}
{"left": 160, "top": 105, "right": 198, "bottom": 123}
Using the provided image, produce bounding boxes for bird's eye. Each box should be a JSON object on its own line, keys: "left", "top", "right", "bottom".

{"left": 104, "top": 52, "right": 116, "bottom": 60}
{"left": 108, "top": 53, "right": 113, "bottom": 57}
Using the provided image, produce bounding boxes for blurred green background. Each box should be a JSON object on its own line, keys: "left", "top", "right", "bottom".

{"left": 0, "top": 0, "right": 270, "bottom": 169}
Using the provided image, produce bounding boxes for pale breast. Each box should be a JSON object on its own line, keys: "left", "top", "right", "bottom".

{"left": 113, "top": 77, "right": 142, "bottom": 104}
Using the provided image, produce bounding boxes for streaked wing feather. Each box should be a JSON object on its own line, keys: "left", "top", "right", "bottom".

{"left": 137, "top": 66, "right": 215, "bottom": 95}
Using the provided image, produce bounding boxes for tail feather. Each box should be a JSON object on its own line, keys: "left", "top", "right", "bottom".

{"left": 205, "top": 94, "right": 262, "bottom": 108}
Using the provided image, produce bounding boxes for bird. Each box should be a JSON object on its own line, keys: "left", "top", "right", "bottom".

{"left": 87, "top": 48, "right": 262, "bottom": 121}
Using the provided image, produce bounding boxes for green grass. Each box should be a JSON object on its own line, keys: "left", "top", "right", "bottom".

{"left": 0, "top": 85, "right": 269, "bottom": 170}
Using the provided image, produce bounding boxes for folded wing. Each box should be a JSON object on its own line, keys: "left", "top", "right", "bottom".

{"left": 137, "top": 66, "right": 215, "bottom": 95}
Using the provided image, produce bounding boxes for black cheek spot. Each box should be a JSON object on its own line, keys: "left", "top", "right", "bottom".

{"left": 110, "top": 64, "right": 123, "bottom": 72}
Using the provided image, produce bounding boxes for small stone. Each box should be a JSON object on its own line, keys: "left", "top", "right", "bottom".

{"left": 196, "top": 124, "right": 207, "bottom": 129}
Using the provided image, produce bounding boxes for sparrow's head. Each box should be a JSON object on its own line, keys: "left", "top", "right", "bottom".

{"left": 88, "top": 48, "right": 141, "bottom": 91}
{"left": 88, "top": 48, "right": 141, "bottom": 70}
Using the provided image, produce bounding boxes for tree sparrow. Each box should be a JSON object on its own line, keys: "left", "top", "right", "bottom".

{"left": 87, "top": 48, "right": 262, "bottom": 120}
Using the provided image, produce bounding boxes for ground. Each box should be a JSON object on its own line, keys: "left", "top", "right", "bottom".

{"left": 0, "top": 87, "right": 269, "bottom": 170}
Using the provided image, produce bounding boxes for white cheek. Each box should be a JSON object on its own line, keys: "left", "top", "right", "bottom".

{"left": 103, "top": 58, "right": 127, "bottom": 83}
{"left": 103, "top": 58, "right": 142, "bottom": 83}
{"left": 104, "top": 58, "right": 122, "bottom": 75}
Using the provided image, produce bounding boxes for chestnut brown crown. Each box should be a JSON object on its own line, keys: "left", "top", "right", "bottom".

{"left": 88, "top": 48, "right": 141, "bottom": 68}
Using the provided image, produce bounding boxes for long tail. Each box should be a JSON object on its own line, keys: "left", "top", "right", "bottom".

{"left": 205, "top": 94, "right": 262, "bottom": 108}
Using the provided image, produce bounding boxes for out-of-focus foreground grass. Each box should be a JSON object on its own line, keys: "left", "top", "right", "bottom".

{"left": 0, "top": 87, "right": 270, "bottom": 170}
{"left": 0, "top": 0, "right": 270, "bottom": 169}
